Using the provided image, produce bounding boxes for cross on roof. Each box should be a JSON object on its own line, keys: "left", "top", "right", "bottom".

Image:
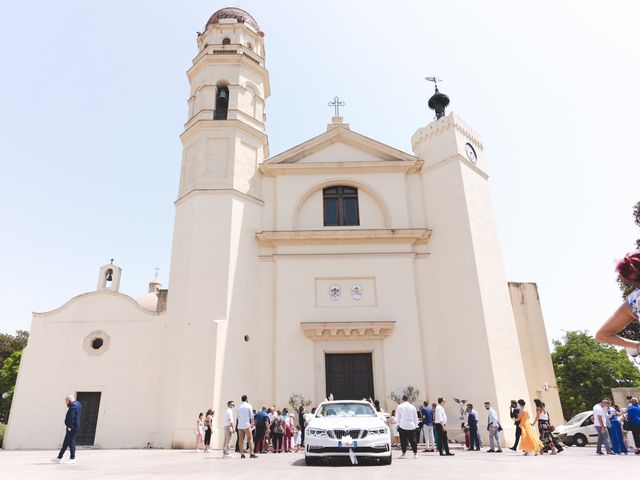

{"left": 154, "top": 267, "right": 160, "bottom": 279}
{"left": 328, "top": 96, "right": 346, "bottom": 116}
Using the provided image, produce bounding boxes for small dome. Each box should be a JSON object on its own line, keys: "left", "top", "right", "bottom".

{"left": 137, "top": 279, "right": 162, "bottom": 311}
{"left": 205, "top": 7, "right": 261, "bottom": 32}
{"left": 137, "top": 292, "right": 159, "bottom": 311}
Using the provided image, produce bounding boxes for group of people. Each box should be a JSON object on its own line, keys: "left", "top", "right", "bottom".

{"left": 389, "top": 396, "right": 564, "bottom": 458}
{"left": 198, "top": 395, "right": 307, "bottom": 458}
{"left": 592, "top": 397, "right": 640, "bottom": 455}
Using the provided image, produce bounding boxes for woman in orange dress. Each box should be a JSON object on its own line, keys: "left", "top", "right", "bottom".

{"left": 516, "top": 399, "right": 543, "bottom": 455}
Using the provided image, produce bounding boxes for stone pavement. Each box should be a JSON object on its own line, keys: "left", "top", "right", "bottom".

{"left": 0, "top": 447, "right": 636, "bottom": 479}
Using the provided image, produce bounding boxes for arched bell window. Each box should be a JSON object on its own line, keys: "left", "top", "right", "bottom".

{"left": 323, "top": 186, "right": 359, "bottom": 226}
{"left": 222, "top": 37, "right": 231, "bottom": 45}
{"left": 214, "top": 86, "right": 229, "bottom": 120}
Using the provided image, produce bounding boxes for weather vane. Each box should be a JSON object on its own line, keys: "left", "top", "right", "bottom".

{"left": 154, "top": 267, "right": 160, "bottom": 279}
{"left": 425, "top": 76, "right": 443, "bottom": 90}
{"left": 328, "top": 96, "right": 346, "bottom": 116}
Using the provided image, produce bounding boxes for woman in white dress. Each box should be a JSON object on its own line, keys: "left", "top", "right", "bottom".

{"left": 195, "top": 412, "right": 205, "bottom": 452}
{"left": 389, "top": 409, "right": 399, "bottom": 447}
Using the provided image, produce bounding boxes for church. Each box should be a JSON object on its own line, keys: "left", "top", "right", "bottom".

{"left": 5, "top": 7, "right": 562, "bottom": 449}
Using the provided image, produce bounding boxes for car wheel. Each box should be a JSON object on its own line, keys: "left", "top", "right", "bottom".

{"left": 380, "top": 454, "right": 392, "bottom": 465}
{"left": 574, "top": 434, "right": 587, "bottom": 447}
{"left": 305, "top": 456, "right": 320, "bottom": 466}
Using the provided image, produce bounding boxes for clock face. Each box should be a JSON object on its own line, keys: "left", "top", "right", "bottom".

{"left": 465, "top": 143, "right": 478, "bottom": 163}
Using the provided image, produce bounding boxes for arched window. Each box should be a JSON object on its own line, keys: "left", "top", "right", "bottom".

{"left": 323, "top": 186, "right": 359, "bottom": 226}
{"left": 214, "top": 86, "right": 229, "bottom": 120}
{"left": 222, "top": 37, "right": 231, "bottom": 45}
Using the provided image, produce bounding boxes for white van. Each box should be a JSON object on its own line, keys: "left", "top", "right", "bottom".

{"left": 554, "top": 411, "right": 598, "bottom": 447}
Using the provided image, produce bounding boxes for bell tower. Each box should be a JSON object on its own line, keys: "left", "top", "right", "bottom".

{"left": 155, "top": 8, "right": 269, "bottom": 448}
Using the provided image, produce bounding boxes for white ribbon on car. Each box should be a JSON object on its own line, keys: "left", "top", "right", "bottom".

{"left": 342, "top": 435, "right": 358, "bottom": 464}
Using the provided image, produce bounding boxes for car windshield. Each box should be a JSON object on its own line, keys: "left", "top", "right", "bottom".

{"left": 317, "top": 403, "right": 376, "bottom": 417}
{"left": 565, "top": 412, "right": 589, "bottom": 426}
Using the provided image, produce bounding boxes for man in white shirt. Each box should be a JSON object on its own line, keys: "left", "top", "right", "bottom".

{"left": 222, "top": 400, "right": 235, "bottom": 458}
{"left": 484, "top": 402, "right": 502, "bottom": 453}
{"left": 396, "top": 395, "right": 419, "bottom": 458}
{"left": 434, "top": 398, "right": 454, "bottom": 456}
{"left": 593, "top": 399, "right": 613, "bottom": 455}
{"left": 236, "top": 395, "right": 257, "bottom": 458}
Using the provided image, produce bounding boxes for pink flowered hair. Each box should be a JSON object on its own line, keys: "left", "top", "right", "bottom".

{"left": 616, "top": 252, "right": 640, "bottom": 287}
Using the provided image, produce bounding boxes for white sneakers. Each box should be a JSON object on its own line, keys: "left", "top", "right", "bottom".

{"left": 223, "top": 453, "right": 234, "bottom": 459}
{"left": 51, "top": 458, "right": 76, "bottom": 464}
{"left": 50, "top": 458, "right": 62, "bottom": 464}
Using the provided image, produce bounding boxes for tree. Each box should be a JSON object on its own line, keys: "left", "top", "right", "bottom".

{"left": 0, "top": 330, "right": 28, "bottom": 423}
{"left": 616, "top": 201, "right": 640, "bottom": 340}
{"left": 0, "top": 351, "right": 22, "bottom": 423}
{"left": 288, "top": 393, "right": 312, "bottom": 412}
{"left": 0, "top": 330, "right": 28, "bottom": 366}
{"left": 388, "top": 385, "right": 421, "bottom": 404}
{"left": 552, "top": 330, "right": 640, "bottom": 419}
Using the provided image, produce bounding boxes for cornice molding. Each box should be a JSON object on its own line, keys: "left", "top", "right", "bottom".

{"left": 256, "top": 228, "right": 431, "bottom": 246}
{"left": 300, "top": 321, "right": 395, "bottom": 341}
{"left": 259, "top": 160, "right": 422, "bottom": 176}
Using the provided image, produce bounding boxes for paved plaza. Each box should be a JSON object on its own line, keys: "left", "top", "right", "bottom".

{"left": 0, "top": 446, "right": 637, "bottom": 479}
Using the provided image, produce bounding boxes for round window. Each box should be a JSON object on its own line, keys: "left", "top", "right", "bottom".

{"left": 91, "top": 338, "right": 104, "bottom": 350}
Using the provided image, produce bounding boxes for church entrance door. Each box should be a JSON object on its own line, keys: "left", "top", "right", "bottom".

{"left": 325, "top": 353, "right": 374, "bottom": 400}
{"left": 76, "top": 391, "right": 101, "bottom": 446}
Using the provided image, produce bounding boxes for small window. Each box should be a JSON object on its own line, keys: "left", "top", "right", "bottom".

{"left": 91, "top": 338, "right": 104, "bottom": 350}
{"left": 247, "top": 42, "right": 253, "bottom": 51}
{"left": 222, "top": 37, "right": 231, "bottom": 45}
{"left": 323, "top": 186, "right": 359, "bottom": 226}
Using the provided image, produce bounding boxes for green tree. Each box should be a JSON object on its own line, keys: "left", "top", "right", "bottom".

{"left": 0, "top": 330, "right": 28, "bottom": 423}
{"left": 616, "top": 201, "right": 640, "bottom": 340}
{"left": 552, "top": 330, "right": 640, "bottom": 419}
{"left": 0, "top": 330, "right": 28, "bottom": 365}
{"left": 0, "top": 351, "right": 22, "bottom": 422}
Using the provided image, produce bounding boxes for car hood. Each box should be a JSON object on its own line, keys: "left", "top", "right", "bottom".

{"left": 308, "top": 416, "right": 386, "bottom": 430}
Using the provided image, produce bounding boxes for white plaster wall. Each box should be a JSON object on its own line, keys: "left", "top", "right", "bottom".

{"left": 4, "top": 292, "right": 161, "bottom": 449}
{"left": 509, "top": 282, "right": 564, "bottom": 424}
{"left": 272, "top": 253, "right": 426, "bottom": 410}
{"left": 274, "top": 172, "right": 405, "bottom": 231}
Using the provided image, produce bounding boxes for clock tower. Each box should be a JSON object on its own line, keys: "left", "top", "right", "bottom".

{"left": 412, "top": 85, "right": 530, "bottom": 422}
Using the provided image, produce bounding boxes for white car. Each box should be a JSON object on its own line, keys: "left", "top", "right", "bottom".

{"left": 304, "top": 400, "right": 392, "bottom": 465}
{"left": 554, "top": 411, "right": 598, "bottom": 447}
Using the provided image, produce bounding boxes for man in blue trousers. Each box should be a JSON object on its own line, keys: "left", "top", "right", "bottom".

{"left": 52, "top": 394, "right": 82, "bottom": 464}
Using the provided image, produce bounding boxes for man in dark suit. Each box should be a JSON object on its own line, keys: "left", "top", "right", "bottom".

{"left": 508, "top": 400, "right": 521, "bottom": 451}
{"left": 53, "top": 394, "right": 82, "bottom": 464}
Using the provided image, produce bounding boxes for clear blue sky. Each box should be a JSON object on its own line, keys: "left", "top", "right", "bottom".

{"left": 1, "top": 1, "right": 638, "bottom": 347}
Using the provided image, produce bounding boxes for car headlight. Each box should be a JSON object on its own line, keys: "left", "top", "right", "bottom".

{"left": 308, "top": 428, "right": 327, "bottom": 437}
{"left": 369, "top": 428, "right": 389, "bottom": 435}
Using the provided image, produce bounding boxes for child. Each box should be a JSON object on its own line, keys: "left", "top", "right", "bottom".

{"left": 293, "top": 425, "right": 302, "bottom": 453}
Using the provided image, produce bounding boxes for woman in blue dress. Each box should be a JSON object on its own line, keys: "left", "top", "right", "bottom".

{"left": 609, "top": 405, "right": 628, "bottom": 454}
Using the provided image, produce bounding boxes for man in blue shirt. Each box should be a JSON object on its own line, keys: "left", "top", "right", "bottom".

{"left": 52, "top": 394, "right": 82, "bottom": 464}
{"left": 626, "top": 397, "right": 640, "bottom": 455}
{"left": 421, "top": 401, "right": 435, "bottom": 452}
{"left": 254, "top": 407, "right": 271, "bottom": 453}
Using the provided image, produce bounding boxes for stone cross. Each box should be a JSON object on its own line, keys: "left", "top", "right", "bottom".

{"left": 328, "top": 96, "right": 346, "bottom": 116}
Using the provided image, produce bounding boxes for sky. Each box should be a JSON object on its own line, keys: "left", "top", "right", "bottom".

{"left": 1, "top": 1, "right": 639, "bottom": 347}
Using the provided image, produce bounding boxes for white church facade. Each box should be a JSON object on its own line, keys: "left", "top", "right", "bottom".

{"left": 5, "top": 7, "right": 562, "bottom": 449}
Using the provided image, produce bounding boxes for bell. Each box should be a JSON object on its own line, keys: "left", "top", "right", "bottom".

{"left": 218, "top": 89, "right": 228, "bottom": 100}
{"left": 106, "top": 271, "right": 113, "bottom": 282}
